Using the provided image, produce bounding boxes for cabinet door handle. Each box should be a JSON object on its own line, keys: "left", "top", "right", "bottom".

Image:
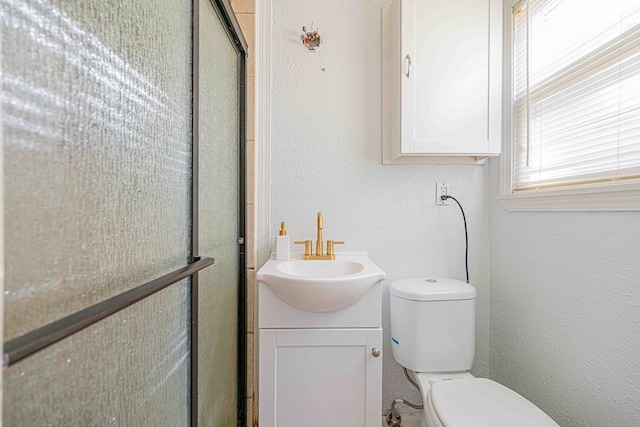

{"left": 404, "top": 54, "right": 412, "bottom": 78}
{"left": 372, "top": 347, "right": 381, "bottom": 357}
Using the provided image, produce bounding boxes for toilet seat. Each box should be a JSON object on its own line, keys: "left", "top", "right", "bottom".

{"left": 424, "top": 378, "right": 559, "bottom": 426}
{"left": 425, "top": 391, "right": 445, "bottom": 427}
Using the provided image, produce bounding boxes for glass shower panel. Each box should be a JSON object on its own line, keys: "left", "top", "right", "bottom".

{"left": 2, "top": 0, "right": 194, "bottom": 424}
{"left": 197, "top": 0, "right": 241, "bottom": 424}
{"left": 1, "top": 0, "right": 193, "bottom": 339}
{"left": 4, "top": 281, "right": 191, "bottom": 426}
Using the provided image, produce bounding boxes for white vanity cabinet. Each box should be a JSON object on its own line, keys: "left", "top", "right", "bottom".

{"left": 259, "top": 328, "right": 382, "bottom": 427}
{"left": 383, "top": 0, "right": 502, "bottom": 164}
{"left": 257, "top": 256, "right": 384, "bottom": 427}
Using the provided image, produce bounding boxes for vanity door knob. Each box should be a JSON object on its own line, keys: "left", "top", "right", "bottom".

{"left": 372, "top": 347, "right": 381, "bottom": 357}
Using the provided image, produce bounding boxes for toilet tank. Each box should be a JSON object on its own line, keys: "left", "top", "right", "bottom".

{"left": 389, "top": 278, "right": 476, "bottom": 372}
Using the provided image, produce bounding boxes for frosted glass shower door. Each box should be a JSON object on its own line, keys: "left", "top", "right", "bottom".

{"left": 2, "top": 0, "right": 247, "bottom": 424}
{"left": 196, "top": 0, "right": 246, "bottom": 425}
{"left": 2, "top": 0, "right": 194, "bottom": 425}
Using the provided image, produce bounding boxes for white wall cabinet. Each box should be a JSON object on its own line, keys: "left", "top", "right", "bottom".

{"left": 259, "top": 328, "right": 382, "bottom": 427}
{"left": 383, "top": 0, "right": 502, "bottom": 164}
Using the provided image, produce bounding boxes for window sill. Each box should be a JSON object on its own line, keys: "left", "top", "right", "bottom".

{"left": 496, "top": 181, "right": 640, "bottom": 212}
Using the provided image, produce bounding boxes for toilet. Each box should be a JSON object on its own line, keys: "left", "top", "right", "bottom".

{"left": 389, "top": 278, "right": 559, "bottom": 427}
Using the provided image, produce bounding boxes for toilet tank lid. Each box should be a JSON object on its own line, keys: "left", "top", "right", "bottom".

{"left": 389, "top": 278, "right": 476, "bottom": 301}
{"left": 430, "top": 378, "right": 560, "bottom": 426}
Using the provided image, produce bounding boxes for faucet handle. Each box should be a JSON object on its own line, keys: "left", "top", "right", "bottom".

{"left": 294, "top": 240, "right": 312, "bottom": 259}
{"left": 326, "top": 240, "right": 345, "bottom": 257}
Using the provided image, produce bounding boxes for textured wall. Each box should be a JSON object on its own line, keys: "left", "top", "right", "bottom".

{"left": 269, "top": 0, "right": 491, "bottom": 414}
{"left": 488, "top": 159, "right": 640, "bottom": 426}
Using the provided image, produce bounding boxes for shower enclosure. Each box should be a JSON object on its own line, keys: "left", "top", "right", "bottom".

{"left": 1, "top": 0, "right": 247, "bottom": 425}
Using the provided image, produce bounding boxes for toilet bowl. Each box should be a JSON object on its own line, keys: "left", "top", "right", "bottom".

{"left": 418, "top": 375, "right": 558, "bottom": 427}
{"left": 389, "top": 278, "right": 559, "bottom": 427}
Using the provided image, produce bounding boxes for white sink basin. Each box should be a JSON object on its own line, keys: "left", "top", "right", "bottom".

{"left": 256, "top": 253, "right": 385, "bottom": 312}
{"left": 276, "top": 260, "right": 364, "bottom": 278}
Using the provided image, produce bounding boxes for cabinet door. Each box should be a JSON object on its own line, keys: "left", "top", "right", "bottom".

{"left": 259, "top": 328, "right": 382, "bottom": 427}
{"left": 400, "top": 0, "right": 502, "bottom": 155}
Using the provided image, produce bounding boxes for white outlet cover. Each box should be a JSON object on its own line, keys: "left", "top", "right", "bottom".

{"left": 436, "top": 182, "right": 451, "bottom": 206}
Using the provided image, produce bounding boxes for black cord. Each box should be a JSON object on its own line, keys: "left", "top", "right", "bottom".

{"left": 442, "top": 195, "right": 469, "bottom": 284}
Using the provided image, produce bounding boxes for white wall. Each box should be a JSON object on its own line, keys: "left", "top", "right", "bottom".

{"left": 488, "top": 159, "right": 640, "bottom": 426}
{"left": 268, "top": 0, "right": 491, "bottom": 413}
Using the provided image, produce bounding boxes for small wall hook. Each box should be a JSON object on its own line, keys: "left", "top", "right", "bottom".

{"left": 301, "top": 25, "right": 321, "bottom": 51}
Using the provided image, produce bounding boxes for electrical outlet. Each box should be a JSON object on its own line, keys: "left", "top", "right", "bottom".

{"left": 436, "top": 182, "right": 450, "bottom": 206}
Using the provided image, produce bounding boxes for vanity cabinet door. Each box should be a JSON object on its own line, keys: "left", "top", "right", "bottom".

{"left": 259, "top": 328, "right": 382, "bottom": 427}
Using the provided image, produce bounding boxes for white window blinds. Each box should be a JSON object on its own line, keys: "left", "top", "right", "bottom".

{"left": 512, "top": 0, "right": 640, "bottom": 191}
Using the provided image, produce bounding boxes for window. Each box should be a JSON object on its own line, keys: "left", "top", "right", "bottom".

{"left": 500, "top": 0, "right": 640, "bottom": 211}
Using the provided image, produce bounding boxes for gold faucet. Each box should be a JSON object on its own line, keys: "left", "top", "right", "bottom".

{"left": 294, "top": 212, "right": 344, "bottom": 260}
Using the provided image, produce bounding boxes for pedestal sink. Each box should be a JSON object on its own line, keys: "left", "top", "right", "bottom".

{"left": 256, "top": 252, "right": 386, "bottom": 312}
